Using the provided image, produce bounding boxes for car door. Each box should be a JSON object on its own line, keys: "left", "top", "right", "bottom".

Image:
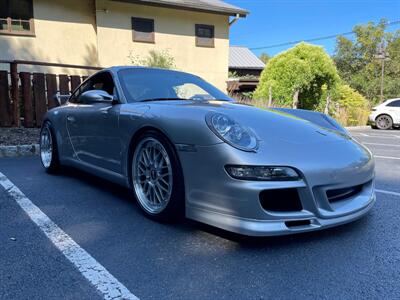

{"left": 387, "top": 100, "right": 400, "bottom": 123}
{"left": 66, "top": 71, "right": 123, "bottom": 174}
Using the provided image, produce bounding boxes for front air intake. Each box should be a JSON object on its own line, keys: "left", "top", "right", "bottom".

{"left": 326, "top": 184, "right": 363, "bottom": 203}
{"left": 259, "top": 188, "right": 303, "bottom": 212}
{"left": 285, "top": 220, "right": 311, "bottom": 228}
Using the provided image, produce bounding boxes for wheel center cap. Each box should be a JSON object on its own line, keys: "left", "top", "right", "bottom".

{"left": 150, "top": 169, "right": 157, "bottom": 180}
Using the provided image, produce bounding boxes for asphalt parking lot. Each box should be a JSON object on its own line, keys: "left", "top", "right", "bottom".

{"left": 1, "top": 128, "right": 399, "bottom": 300}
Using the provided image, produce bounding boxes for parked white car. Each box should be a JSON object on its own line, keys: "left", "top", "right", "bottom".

{"left": 369, "top": 98, "right": 400, "bottom": 130}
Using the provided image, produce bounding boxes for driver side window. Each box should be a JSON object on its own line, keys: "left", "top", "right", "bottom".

{"left": 70, "top": 72, "right": 115, "bottom": 104}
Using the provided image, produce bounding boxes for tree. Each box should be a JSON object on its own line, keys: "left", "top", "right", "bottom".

{"left": 128, "top": 49, "right": 175, "bottom": 69}
{"left": 259, "top": 53, "right": 270, "bottom": 64}
{"left": 254, "top": 43, "right": 340, "bottom": 109}
{"left": 334, "top": 19, "right": 400, "bottom": 104}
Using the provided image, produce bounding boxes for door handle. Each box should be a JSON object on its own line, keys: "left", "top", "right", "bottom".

{"left": 67, "top": 116, "right": 76, "bottom": 122}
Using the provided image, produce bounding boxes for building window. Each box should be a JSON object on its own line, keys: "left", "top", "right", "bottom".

{"left": 132, "top": 17, "right": 155, "bottom": 43}
{"left": 195, "top": 24, "right": 214, "bottom": 48}
{"left": 0, "top": 0, "right": 35, "bottom": 36}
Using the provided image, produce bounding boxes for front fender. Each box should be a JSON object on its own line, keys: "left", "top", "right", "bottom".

{"left": 272, "top": 108, "right": 348, "bottom": 134}
{"left": 120, "top": 103, "right": 223, "bottom": 146}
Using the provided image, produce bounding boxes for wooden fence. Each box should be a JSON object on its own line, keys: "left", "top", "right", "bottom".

{"left": 0, "top": 60, "right": 102, "bottom": 127}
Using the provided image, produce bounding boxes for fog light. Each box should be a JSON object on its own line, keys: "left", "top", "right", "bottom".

{"left": 225, "top": 165, "right": 300, "bottom": 181}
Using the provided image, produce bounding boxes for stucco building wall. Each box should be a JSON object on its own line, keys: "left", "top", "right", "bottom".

{"left": 0, "top": 0, "right": 230, "bottom": 90}
{"left": 0, "top": 0, "right": 99, "bottom": 75}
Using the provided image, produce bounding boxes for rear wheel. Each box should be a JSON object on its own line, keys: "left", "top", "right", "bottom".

{"left": 375, "top": 114, "right": 393, "bottom": 130}
{"left": 131, "top": 131, "right": 184, "bottom": 222}
{"left": 40, "top": 121, "right": 60, "bottom": 173}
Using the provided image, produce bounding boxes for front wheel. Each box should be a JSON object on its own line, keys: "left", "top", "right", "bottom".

{"left": 40, "top": 121, "right": 60, "bottom": 173}
{"left": 131, "top": 131, "right": 184, "bottom": 222}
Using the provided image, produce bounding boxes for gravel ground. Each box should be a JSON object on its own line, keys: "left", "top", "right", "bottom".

{"left": 0, "top": 128, "right": 40, "bottom": 146}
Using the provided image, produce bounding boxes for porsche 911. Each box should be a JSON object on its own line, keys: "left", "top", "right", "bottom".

{"left": 40, "top": 67, "right": 375, "bottom": 236}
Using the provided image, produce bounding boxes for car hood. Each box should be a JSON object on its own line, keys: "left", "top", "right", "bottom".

{"left": 164, "top": 100, "right": 351, "bottom": 145}
{"left": 131, "top": 100, "right": 372, "bottom": 174}
{"left": 126, "top": 100, "right": 361, "bottom": 149}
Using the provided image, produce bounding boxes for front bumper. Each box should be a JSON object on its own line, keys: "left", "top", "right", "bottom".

{"left": 187, "top": 194, "right": 375, "bottom": 236}
{"left": 178, "top": 139, "right": 375, "bottom": 236}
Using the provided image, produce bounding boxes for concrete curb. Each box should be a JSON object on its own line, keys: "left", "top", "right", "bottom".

{"left": 345, "top": 126, "right": 371, "bottom": 130}
{"left": 0, "top": 144, "right": 40, "bottom": 158}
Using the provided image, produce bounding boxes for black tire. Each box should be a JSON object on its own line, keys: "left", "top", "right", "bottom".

{"left": 39, "top": 121, "right": 60, "bottom": 173}
{"left": 131, "top": 130, "right": 185, "bottom": 222}
{"left": 375, "top": 114, "right": 393, "bottom": 130}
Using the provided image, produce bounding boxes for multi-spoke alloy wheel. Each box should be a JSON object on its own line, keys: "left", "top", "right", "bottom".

{"left": 376, "top": 115, "right": 393, "bottom": 130}
{"left": 39, "top": 122, "right": 60, "bottom": 173}
{"left": 40, "top": 126, "right": 53, "bottom": 168}
{"left": 133, "top": 137, "right": 173, "bottom": 214}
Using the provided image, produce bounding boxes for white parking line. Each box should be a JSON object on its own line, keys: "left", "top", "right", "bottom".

{"left": 363, "top": 142, "right": 400, "bottom": 147}
{"left": 376, "top": 189, "right": 400, "bottom": 197}
{"left": 374, "top": 155, "right": 400, "bottom": 160}
{"left": 0, "top": 172, "right": 139, "bottom": 300}
{"left": 353, "top": 135, "right": 400, "bottom": 140}
{"left": 351, "top": 132, "right": 400, "bottom": 137}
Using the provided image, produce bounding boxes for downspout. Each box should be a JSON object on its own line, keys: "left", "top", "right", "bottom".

{"left": 93, "top": 0, "right": 100, "bottom": 67}
{"left": 227, "top": 14, "right": 241, "bottom": 92}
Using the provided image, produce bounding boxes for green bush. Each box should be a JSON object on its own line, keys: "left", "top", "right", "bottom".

{"left": 128, "top": 49, "right": 175, "bottom": 69}
{"left": 334, "top": 84, "right": 370, "bottom": 126}
{"left": 254, "top": 43, "right": 339, "bottom": 110}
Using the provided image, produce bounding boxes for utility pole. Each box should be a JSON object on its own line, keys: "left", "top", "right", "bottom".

{"left": 375, "top": 45, "right": 390, "bottom": 103}
{"left": 380, "top": 53, "right": 386, "bottom": 102}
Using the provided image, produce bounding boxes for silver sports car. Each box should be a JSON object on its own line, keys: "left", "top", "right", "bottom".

{"left": 40, "top": 67, "right": 375, "bottom": 236}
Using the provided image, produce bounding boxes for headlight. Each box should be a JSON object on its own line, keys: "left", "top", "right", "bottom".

{"left": 206, "top": 113, "right": 258, "bottom": 152}
{"left": 225, "top": 165, "right": 300, "bottom": 181}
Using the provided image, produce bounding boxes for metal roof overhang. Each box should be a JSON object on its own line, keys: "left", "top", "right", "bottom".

{"left": 112, "top": 0, "right": 248, "bottom": 17}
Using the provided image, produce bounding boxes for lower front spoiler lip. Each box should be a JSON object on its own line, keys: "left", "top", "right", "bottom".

{"left": 187, "top": 193, "right": 376, "bottom": 237}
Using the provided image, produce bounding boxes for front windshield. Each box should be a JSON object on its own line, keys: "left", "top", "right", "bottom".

{"left": 118, "top": 68, "right": 232, "bottom": 103}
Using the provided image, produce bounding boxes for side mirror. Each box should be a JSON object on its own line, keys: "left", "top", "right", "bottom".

{"left": 80, "top": 90, "right": 116, "bottom": 104}
{"left": 54, "top": 92, "right": 71, "bottom": 106}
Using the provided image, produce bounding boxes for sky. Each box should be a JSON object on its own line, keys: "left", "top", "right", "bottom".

{"left": 228, "top": 0, "right": 400, "bottom": 57}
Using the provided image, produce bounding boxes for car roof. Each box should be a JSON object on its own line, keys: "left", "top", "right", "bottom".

{"left": 106, "top": 66, "right": 195, "bottom": 77}
{"left": 80, "top": 66, "right": 204, "bottom": 91}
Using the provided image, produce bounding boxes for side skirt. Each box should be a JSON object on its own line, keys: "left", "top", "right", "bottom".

{"left": 62, "top": 158, "right": 130, "bottom": 188}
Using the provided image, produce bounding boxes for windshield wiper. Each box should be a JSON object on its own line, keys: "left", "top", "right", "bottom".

{"left": 140, "top": 97, "right": 189, "bottom": 102}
